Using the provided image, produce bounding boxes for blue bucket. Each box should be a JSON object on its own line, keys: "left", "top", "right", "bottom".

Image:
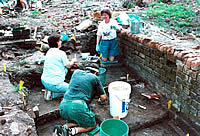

{"left": 98, "top": 68, "right": 106, "bottom": 86}
{"left": 128, "top": 14, "right": 143, "bottom": 34}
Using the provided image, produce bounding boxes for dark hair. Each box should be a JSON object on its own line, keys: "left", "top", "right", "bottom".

{"left": 48, "top": 34, "right": 61, "bottom": 48}
{"left": 85, "top": 63, "right": 99, "bottom": 74}
{"left": 101, "top": 9, "right": 112, "bottom": 18}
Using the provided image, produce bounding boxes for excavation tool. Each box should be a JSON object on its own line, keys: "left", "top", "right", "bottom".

{"left": 130, "top": 103, "right": 146, "bottom": 110}
{"left": 0, "top": 107, "right": 12, "bottom": 110}
{"left": 40, "top": 44, "right": 43, "bottom": 51}
{"left": 141, "top": 93, "right": 160, "bottom": 100}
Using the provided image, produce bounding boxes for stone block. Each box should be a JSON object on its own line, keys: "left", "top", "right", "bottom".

{"left": 166, "top": 72, "right": 176, "bottom": 81}
{"left": 173, "top": 101, "right": 181, "bottom": 112}
{"left": 183, "top": 87, "right": 190, "bottom": 95}
{"left": 191, "top": 100, "right": 200, "bottom": 109}
{"left": 159, "top": 57, "right": 166, "bottom": 65}
{"left": 181, "top": 104, "right": 190, "bottom": 115}
{"left": 139, "top": 52, "right": 145, "bottom": 59}
{"left": 190, "top": 91, "right": 197, "bottom": 99}
{"left": 190, "top": 106, "right": 198, "bottom": 117}
{"left": 171, "top": 93, "right": 178, "bottom": 102}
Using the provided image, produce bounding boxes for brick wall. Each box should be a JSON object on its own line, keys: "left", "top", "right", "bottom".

{"left": 117, "top": 30, "right": 200, "bottom": 126}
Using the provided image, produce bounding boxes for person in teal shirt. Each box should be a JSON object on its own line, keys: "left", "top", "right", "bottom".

{"left": 54, "top": 64, "right": 107, "bottom": 136}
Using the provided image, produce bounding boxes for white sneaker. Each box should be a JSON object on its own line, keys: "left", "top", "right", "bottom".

{"left": 44, "top": 89, "right": 52, "bottom": 101}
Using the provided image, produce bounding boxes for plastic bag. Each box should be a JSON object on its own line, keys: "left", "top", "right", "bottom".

{"left": 116, "top": 12, "right": 130, "bottom": 25}
{"left": 76, "top": 19, "right": 92, "bottom": 31}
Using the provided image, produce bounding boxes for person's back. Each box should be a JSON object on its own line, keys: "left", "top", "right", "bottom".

{"left": 64, "top": 69, "right": 104, "bottom": 102}
{"left": 56, "top": 68, "right": 107, "bottom": 136}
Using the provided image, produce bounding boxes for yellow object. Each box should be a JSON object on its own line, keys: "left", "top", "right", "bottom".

{"left": 19, "top": 80, "right": 24, "bottom": 91}
{"left": 168, "top": 100, "right": 172, "bottom": 109}
{"left": 99, "top": 54, "right": 102, "bottom": 58}
{"left": 0, "top": 9, "right": 2, "bottom": 15}
{"left": 99, "top": 54, "right": 102, "bottom": 64}
{"left": 73, "top": 35, "right": 76, "bottom": 41}
{"left": 127, "top": 74, "right": 129, "bottom": 81}
{"left": 3, "top": 64, "right": 6, "bottom": 72}
{"left": 186, "top": 133, "right": 189, "bottom": 136}
{"left": 40, "top": 44, "right": 43, "bottom": 51}
{"left": 18, "top": 91, "right": 26, "bottom": 105}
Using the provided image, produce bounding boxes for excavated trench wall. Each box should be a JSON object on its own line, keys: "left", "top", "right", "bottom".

{"left": 77, "top": 30, "right": 199, "bottom": 127}
{"left": 116, "top": 31, "right": 200, "bottom": 127}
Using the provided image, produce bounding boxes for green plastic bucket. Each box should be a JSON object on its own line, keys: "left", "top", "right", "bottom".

{"left": 98, "top": 68, "right": 106, "bottom": 85}
{"left": 100, "top": 119, "right": 129, "bottom": 136}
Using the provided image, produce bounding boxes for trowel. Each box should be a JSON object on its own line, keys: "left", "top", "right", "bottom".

{"left": 130, "top": 103, "right": 146, "bottom": 110}
{"left": 0, "top": 107, "right": 12, "bottom": 110}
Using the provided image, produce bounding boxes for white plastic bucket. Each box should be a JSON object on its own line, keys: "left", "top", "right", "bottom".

{"left": 108, "top": 81, "right": 131, "bottom": 118}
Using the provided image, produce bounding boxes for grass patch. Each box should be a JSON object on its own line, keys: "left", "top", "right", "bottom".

{"left": 135, "top": 2, "right": 198, "bottom": 35}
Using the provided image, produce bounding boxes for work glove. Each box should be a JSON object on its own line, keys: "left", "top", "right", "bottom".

{"left": 96, "top": 44, "right": 100, "bottom": 52}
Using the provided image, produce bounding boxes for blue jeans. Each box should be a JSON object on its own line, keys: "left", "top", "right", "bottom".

{"left": 41, "top": 80, "right": 69, "bottom": 99}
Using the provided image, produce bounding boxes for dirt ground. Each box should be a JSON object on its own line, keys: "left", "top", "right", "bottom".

{"left": 26, "top": 61, "right": 183, "bottom": 136}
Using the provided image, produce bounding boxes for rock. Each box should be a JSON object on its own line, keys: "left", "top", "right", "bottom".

{"left": 165, "top": 17, "right": 170, "bottom": 22}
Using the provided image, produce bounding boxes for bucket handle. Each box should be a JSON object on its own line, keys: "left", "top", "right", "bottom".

{"left": 114, "top": 94, "right": 131, "bottom": 103}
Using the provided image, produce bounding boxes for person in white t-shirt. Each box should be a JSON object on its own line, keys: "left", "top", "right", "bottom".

{"left": 41, "top": 34, "right": 77, "bottom": 100}
{"left": 96, "top": 9, "right": 121, "bottom": 62}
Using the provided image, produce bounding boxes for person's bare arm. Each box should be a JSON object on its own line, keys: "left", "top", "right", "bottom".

{"left": 96, "top": 35, "right": 102, "bottom": 45}
{"left": 66, "top": 58, "right": 78, "bottom": 68}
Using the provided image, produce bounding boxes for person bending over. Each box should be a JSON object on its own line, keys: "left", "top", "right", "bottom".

{"left": 54, "top": 64, "right": 107, "bottom": 136}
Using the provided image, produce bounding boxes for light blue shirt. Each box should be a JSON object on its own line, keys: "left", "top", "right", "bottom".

{"left": 41, "top": 48, "right": 69, "bottom": 85}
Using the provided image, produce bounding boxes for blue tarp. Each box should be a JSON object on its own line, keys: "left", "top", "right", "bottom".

{"left": 116, "top": 14, "right": 141, "bottom": 25}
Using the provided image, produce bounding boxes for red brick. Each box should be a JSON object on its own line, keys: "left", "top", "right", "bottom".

{"left": 131, "top": 34, "right": 137, "bottom": 41}
{"left": 120, "top": 30, "right": 126, "bottom": 35}
{"left": 168, "top": 55, "right": 176, "bottom": 63}
{"left": 186, "top": 58, "right": 197, "bottom": 69}
{"left": 158, "top": 45, "right": 166, "bottom": 53}
{"left": 148, "top": 41, "right": 158, "bottom": 48}
{"left": 167, "top": 47, "right": 175, "bottom": 55}
{"left": 191, "top": 58, "right": 200, "bottom": 70}
{"left": 141, "top": 38, "right": 151, "bottom": 45}
{"left": 183, "top": 53, "right": 197, "bottom": 59}
{"left": 174, "top": 51, "right": 179, "bottom": 58}
{"left": 177, "top": 52, "right": 184, "bottom": 60}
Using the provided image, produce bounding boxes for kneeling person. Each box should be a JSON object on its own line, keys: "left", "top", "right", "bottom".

{"left": 41, "top": 34, "right": 77, "bottom": 100}
{"left": 54, "top": 64, "right": 107, "bottom": 135}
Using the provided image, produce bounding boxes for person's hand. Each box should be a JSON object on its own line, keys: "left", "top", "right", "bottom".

{"left": 98, "top": 94, "right": 107, "bottom": 105}
{"left": 71, "top": 58, "right": 79, "bottom": 66}
{"left": 100, "top": 94, "right": 107, "bottom": 101}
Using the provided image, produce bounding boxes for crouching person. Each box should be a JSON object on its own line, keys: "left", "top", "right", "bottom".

{"left": 54, "top": 64, "right": 107, "bottom": 136}
{"left": 41, "top": 34, "right": 77, "bottom": 100}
